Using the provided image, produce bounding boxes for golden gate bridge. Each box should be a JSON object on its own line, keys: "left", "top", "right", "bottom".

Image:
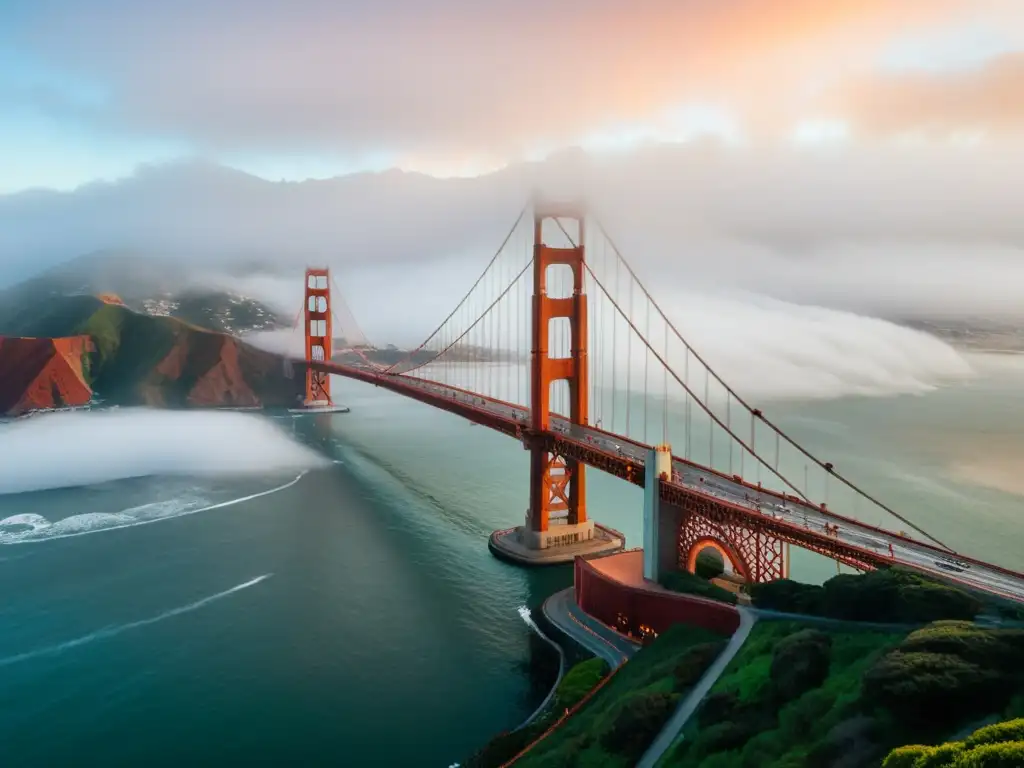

{"left": 289, "top": 198, "right": 1024, "bottom": 604}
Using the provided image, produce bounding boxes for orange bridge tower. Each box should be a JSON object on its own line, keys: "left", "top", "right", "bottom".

{"left": 523, "top": 202, "right": 593, "bottom": 550}
{"left": 304, "top": 268, "right": 333, "bottom": 406}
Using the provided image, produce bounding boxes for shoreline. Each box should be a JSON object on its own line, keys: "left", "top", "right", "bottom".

{"left": 512, "top": 609, "right": 566, "bottom": 732}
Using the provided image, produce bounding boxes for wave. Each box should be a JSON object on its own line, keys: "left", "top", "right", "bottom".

{"left": 0, "top": 472, "right": 307, "bottom": 545}
{"left": 0, "top": 574, "right": 273, "bottom": 668}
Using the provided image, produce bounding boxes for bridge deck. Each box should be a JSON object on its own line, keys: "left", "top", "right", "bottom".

{"left": 306, "top": 359, "right": 1024, "bottom": 603}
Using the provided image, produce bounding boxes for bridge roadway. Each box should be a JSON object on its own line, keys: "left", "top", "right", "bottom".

{"left": 307, "top": 360, "right": 1024, "bottom": 603}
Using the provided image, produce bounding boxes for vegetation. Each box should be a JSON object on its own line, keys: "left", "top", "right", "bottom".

{"left": 694, "top": 549, "right": 725, "bottom": 580}
{"left": 882, "top": 719, "right": 1024, "bottom": 767}
{"left": 660, "top": 618, "right": 1024, "bottom": 768}
{"left": 862, "top": 621, "right": 1024, "bottom": 734}
{"left": 749, "top": 566, "right": 982, "bottom": 623}
{"left": 659, "top": 621, "right": 903, "bottom": 767}
{"left": 554, "top": 658, "right": 610, "bottom": 710}
{"left": 465, "top": 658, "right": 612, "bottom": 768}
{"left": 659, "top": 569, "right": 738, "bottom": 606}
{"left": 475, "top": 623, "right": 728, "bottom": 768}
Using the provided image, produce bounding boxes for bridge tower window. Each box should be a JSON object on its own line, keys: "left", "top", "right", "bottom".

{"left": 304, "top": 267, "right": 334, "bottom": 406}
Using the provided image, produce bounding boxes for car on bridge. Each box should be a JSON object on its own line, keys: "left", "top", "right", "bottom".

{"left": 935, "top": 556, "right": 971, "bottom": 573}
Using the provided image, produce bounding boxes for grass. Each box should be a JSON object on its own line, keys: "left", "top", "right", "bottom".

{"left": 75, "top": 303, "right": 183, "bottom": 401}
{"left": 553, "top": 658, "right": 609, "bottom": 711}
{"left": 513, "top": 622, "right": 729, "bottom": 768}
{"left": 658, "top": 621, "right": 905, "bottom": 768}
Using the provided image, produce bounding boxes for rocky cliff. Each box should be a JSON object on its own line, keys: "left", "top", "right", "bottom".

{"left": 0, "top": 296, "right": 304, "bottom": 416}
{"left": 0, "top": 336, "right": 94, "bottom": 415}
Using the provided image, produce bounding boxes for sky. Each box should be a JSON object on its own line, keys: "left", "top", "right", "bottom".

{"left": 2, "top": 0, "right": 1023, "bottom": 192}
{"left": 2, "top": 0, "right": 1024, "bottom": 388}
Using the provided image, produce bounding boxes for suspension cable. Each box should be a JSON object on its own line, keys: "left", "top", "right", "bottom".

{"left": 397, "top": 259, "right": 534, "bottom": 377}
{"left": 383, "top": 203, "right": 529, "bottom": 373}
{"left": 592, "top": 217, "right": 951, "bottom": 551}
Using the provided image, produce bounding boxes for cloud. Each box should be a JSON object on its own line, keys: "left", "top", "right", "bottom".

{"left": 6, "top": 0, "right": 1017, "bottom": 160}
{"left": 0, "top": 408, "right": 329, "bottom": 495}
{"left": 826, "top": 52, "right": 1024, "bottom": 137}
{"left": 658, "top": 292, "right": 974, "bottom": 402}
{"left": 4, "top": 141, "right": 1024, "bottom": 328}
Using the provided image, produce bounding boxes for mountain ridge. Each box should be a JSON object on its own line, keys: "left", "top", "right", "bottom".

{"left": 0, "top": 295, "right": 304, "bottom": 416}
{"left": 0, "top": 251, "right": 285, "bottom": 336}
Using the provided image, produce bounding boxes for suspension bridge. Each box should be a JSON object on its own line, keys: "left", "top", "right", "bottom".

{"left": 290, "top": 199, "right": 1024, "bottom": 604}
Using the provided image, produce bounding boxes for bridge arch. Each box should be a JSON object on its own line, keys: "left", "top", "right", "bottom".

{"left": 684, "top": 538, "right": 750, "bottom": 582}
{"left": 677, "top": 509, "right": 786, "bottom": 583}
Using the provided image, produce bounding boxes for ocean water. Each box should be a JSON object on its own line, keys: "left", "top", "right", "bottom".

{"left": 1, "top": 353, "right": 1023, "bottom": 766}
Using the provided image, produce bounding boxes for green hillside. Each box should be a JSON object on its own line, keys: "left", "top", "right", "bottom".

{"left": 1, "top": 295, "right": 303, "bottom": 409}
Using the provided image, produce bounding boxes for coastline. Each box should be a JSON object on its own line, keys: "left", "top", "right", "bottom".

{"left": 512, "top": 609, "right": 566, "bottom": 732}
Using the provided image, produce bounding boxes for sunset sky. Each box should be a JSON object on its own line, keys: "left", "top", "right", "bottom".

{"left": 2, "top": 0, "right": 1023, "bottom": 193}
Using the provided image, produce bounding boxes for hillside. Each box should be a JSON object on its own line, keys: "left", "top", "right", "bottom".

{"left": 0, "top": 336, "right": 94, "bottom": 415}
{"left": 0, "top": 251, "right": 284, "bottom": 336}
{"left": 0, "top": 295, "right": 304, "bottom": 415}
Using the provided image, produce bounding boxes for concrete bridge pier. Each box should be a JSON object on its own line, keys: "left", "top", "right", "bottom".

{"left": 488, "top": 514, "right": 625, "bottom": 567}
{"left": 643, "top": 444, "right": 684, "bottom": 584}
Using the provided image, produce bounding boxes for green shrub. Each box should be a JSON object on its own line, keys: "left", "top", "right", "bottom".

{"left": 695, "top": 548, "right": 726, "bottom": 580}
{"left": 672, "top": 641, "right": 726, "bottom": 692}
{"left": 749, "top": 568, "right": 981, "bottom": 624}
{"left": 600, "top": 691, "right": 679, "bottom": 762}
{"left": 915, "top": 742, "right": 966, "bottom": 767}
{"left": 749, "top": 578, "right": 824, "bottom": 614}
{"left": 464, "top": 726, "right": 540, "bottom": 767}
{"left": 863, "top": 651, "right": 1012, "bottom": 729}
{"left": 882, "top": 745, "right": 931, "bottom": 768}
{"left": 902, "top": 623, "right": 1024, "bottom": 667}
{"left": 698, "top": 690, "right": 741, "bottom": 728}
{"left": 964, "top": 720, "right": 1024, "bottom": 749}
{"left": 695, "top": 720, "right": 759, "bottom": 758}
{"left": 554, "top": 658, "right": 609, "bottom": 710}
{"left": 770, "top": 628, "right": 832, "bottom": 702}
{"left": 952, "top": 741, "right": 1024, "bottom": 767}
{"left": 777, "top": 688, "right": 836, "bottom": 738}
{"left": 881, "top": 720, "right": 1024, "bottom": 768}
{"left": 660, "top": 570, "right": 738, "bottom": 605}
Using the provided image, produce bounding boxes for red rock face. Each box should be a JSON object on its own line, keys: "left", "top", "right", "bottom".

{"left": 1, "top": 302, "right": 304, "bottom": 415}
{"left": 143, "top": 322, "right": 303, "bottom": 409}
{"left": 0, "top": 336, "right": 94, "bottom": 416}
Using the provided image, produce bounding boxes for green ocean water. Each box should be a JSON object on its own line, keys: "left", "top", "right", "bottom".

{"left": 1, "top": 353, "right": 1023, "bottom": 766}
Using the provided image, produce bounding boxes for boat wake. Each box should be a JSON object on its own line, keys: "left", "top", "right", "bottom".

{"left": 0, "top": 574, "right": 274, "bottom": 668}
{"left": 0, "top": 473, "right": 308, "bottom": 545}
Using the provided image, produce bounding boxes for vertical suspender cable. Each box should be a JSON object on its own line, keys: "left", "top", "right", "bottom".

{"left": 727, "top": 394, "right": 733, "bottom": 474}
{"left": 643, "top": 298, "right": 649, "bottom": 445}
{"left": 662, "top": 319, "right": 669, "bottom": 446}
{"left": 685, "top": 348, "right": 691, "bottom": 460}
{"left": 625, "top": 276, "right": 633, "bottom": 439}
{"left": 706, "top": 367, "right": 712, "bottom": 468}
{"left": 611, "top": 257, "right": 619, "bottom": 434}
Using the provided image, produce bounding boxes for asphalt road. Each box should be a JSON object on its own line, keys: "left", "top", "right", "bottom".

{"left": 542, "top": 588, "right": 639, "bottom": 668}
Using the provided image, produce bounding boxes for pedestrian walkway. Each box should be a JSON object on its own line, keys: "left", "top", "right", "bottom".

{"left": 636, "top": 606, "right": 758, "bottom": 768}
{"left": 541, "top": 587, "right": 640, "bottom": 668}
